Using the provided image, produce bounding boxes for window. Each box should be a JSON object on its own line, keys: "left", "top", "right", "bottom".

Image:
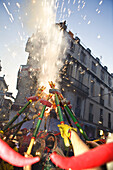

{"left": 99, "top": 109, "right": 103, "bottom": 125}
{"left": 108, "top": 113, "right": 111, "bottom": 128}
{"left": 100, "top": 87, "right": 104, "bottom": 97}
{"left": 101, "top": 69, "right": 105, "bottom": 81}
{"left": 89, "top": 103, "right": 93, "bottom": 122}
{"left": 67, "top": 64, "right": 73, "bottom": 76}
{"left": 108, "top": 76, "right": 112, "bottom": 87}
{"left": 78, "top": 70, "right": 84, "bottom": 83}
{"left": 100, "top": 87, "right": 104, "bottom": 106}
{"left": 70, "top": 41, "right": 75, "bottom": 52}
{"left": 75, "top": 97, "right": 81, "bottom": 117}
{"left": 90, "top": 81, "right": 95, "bottom": 96}
{"left": 108, "top": 93, "right": 111, "bottom": 106}
{"left": 91, "top": 61, "right": 96, "bottom": 73}
{"left": 80, "top": 51, "right": 86, "bottom": 64}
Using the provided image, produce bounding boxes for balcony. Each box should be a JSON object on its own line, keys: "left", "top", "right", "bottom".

{"left": 60, "top": 74, "right": 89, "bottom": 96}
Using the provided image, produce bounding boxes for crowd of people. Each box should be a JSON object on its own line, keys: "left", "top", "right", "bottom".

{"left": 0, "top": 124, "right": 113, "bottom": 170}
{"left": 0, "top": 127, "right": 65, "bottom": 170}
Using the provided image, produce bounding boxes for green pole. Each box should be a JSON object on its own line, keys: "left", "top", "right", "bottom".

{"left": 26, "top": 105, "right": 46, "bottom": 155}
{"left": 64, "top": 104, "right": 89, "bottom": 141}
{"left": 3, "top": 100, "right": 32, "bottom": 132}
{"left": 63, "top": 108, "right": 73, "bottom": 127}
{"left": 32, "top": 105, "right": 46, "bottom": 138}
{"left": 6, "top": 116, "right": 29, "bottom": 132}
{"left": 55, "top": 93, "right": 64, "bottom": 124}
{"left": 12, "top": 121, "right": 23, "bottom": 139}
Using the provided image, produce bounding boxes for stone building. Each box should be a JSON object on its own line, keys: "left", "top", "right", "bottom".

{"left": 9, "top": 64, "right": 38, "bottom": 129}
{"left": 59, "top": 24, "right": 113, "bottom": 138}
{"left": 0, "top": 69, "right": 13, "bottom": 128}
{"left": 9, "top": 22, "right": 113, "bottom": 138}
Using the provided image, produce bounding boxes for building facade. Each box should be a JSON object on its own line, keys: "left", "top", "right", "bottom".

{"left": 60, "top": 24, "right": 113, "bottom": 138}
{"left": 0, "top": 75, "right": 13, "bottom": 128}
{"left": 9, "top": 22, "right": 113, "bottom": 138}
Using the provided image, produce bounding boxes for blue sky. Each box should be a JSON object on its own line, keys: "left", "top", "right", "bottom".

{"left": 0, "top": 0, "right": 113, "bottom": 97}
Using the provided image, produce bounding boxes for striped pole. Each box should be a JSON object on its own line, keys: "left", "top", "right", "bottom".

{"left": 26, "top": 96, "right": 51, "bottom": 155}
{"left": 64, "top": 104, "right": 89, "bottom": 141}
{"left": 12, "top": 122, "right": 23, "bottom": 139}
{"left": 27, "top": 105, "right": 46, "bottom": 155}
{"left": 55, "top": 93, "right": 64, "bottom": 124}
{"left": 6, "top": 117, "right": 29, "bottom": 132}
{"left": 3, "top": 100, "right": 32, "bottom": 132}
{"left": 63, "top": 108, "right": 73, "bottom": 127}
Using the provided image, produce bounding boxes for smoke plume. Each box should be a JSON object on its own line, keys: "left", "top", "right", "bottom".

{"left": 24, "top": 0, "right": 68, "bottom": 92}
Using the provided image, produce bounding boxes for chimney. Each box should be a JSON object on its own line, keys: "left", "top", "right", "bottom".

{"left": 104, "top": 66, "right": 108, "bottom": 71}
{"left": 75, "top": 36, "right": 80, "bottom": 43}
{"left": 68, "top": 31, "right": 74, "bottom": 39}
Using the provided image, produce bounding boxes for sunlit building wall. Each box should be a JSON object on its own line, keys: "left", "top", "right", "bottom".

{"left": 0, "top": 76, "right": 12, "bottom": 127}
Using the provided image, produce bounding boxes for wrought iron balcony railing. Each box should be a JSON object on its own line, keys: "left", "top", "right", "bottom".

{"left": 61, "top": 74, "right": 89, "bottom": 96}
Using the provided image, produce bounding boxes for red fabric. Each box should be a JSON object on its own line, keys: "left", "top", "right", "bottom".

{"left": 50, "top": 142, "right": 113, "bottom": 170}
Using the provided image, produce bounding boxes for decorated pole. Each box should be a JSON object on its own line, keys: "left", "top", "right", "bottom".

{"left": 11, "top": 115, "right": 28, "bottom": 139}
{"left": 33, "top": 105, "right": 46, "bottom": 138}
{"left": 3, "top": 100, "right": 32, "bottom": 132}
{"left": 49, "top": 81, "right": 64, "bottom": 124}
{"left": 6, "top": 117, "right": 29, "bottom": 132}
{"left": 55, "top": 93, "right": 64, "bottom": 124}
{"left": 49, "top": 86, "right": 88, "bottom": 141}
{"left": 64, "top": 104, "right": 89, "bottom": 141}
{"left": 63, "top": 108, "right": 73, "bottom": 127}
{"left": 26, "top": 98, "right": 52, "bottom": 155}
{"left": 59, "top": 91, "right": 89, "bottom": 140}
{"left": 27, "top": 105, "right": 46, "bottom": 155}
{"left": 12, "top": 121, "right": 23, "bottom": 139}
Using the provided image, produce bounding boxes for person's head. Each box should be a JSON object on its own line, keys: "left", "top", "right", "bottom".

{"left": 45, "top": 133, "right": 55, "bottom": 149}
{"left": 16, "top": 131, "right": 23, "bottom": 141}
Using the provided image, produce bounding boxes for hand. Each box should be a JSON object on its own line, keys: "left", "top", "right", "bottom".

{"left": 58, "top": 124, "right": 77, "bottom": 147}
{"left": 86, "top": 141, "right": 99, "bottom": 148}
{"left": 58, "top": 124, "right": 77, "bottom": 138}
{"left": 24, "top": 152, "right": 33, "bottom": 158}
{"left": 23, "top": 152, "right": 33, "bottom": 170}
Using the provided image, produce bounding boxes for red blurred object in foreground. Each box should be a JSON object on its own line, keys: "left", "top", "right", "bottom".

{"left": 0, "top": 138, "right": 40, "bottom": 167}
{"left": 50, "top": 142, "right": 113, "bottom": 170}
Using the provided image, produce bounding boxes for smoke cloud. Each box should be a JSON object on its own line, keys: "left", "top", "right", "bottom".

{"left": 24, "top": 0, "right": 68, "bottom": 92}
